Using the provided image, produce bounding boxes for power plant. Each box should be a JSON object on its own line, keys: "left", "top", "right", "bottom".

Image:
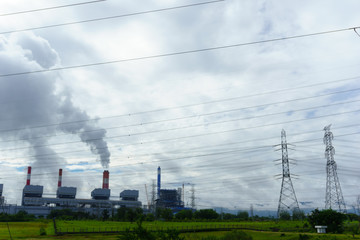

{"left": 155, "top": 166, "right": 185, "bottom": 211}
{"left": 0, "top": 165, "right": 189, "bottom": 217}
{"left": 1, "top": 166, "right": 141, "bottom": 217}
{"left": 0, "top": 184, "right": 3, "bottom": 205}
{"left": 0, "top": 125, "right": 349, "bottom": 218}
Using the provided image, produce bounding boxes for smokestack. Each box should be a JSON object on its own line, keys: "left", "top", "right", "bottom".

{"left": 26, "top": 166, "right": 31, "bottom": 185}
{"left": 58, "top": 169, "right": 63, "bottom": 187}
{"left": 157, "top": 166, "right": 161, "bottom": 199}
{"left": 102, "top": 170, "right": 109, "bottom": 189}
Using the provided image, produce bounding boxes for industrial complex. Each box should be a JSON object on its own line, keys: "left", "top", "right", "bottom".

{"left": 156, "top": 167, "right": 184, "bottom": 210}
{"left": 0, "top": 166, "right": 186, "bottom": 217}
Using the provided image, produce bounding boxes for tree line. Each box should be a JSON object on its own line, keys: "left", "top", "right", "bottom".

{"left": 0, "top": 207, "right": 358, "bottom": 234}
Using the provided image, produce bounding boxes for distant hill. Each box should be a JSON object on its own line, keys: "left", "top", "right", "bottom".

{"left": 212, "top": 207, "right": 356, "bottom": 217}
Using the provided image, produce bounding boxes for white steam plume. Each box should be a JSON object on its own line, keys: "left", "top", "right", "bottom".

{"left": 0, "top": 32, "right": 110, "bottom": 169}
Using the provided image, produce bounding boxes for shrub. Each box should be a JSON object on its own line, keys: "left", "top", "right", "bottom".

{"left": 292, "top": 209, "right": 306, "bottom": 220}
{"left": 307, "top": 209, "right": 346, "bottom": 233}
{"left": 145, "top": 213, "right": 155, "bottom": 222}
{"left": 223, "top": 231, "right": 252, "bottom": 240}
{"left": 201, "top": 236, "right": 219, "bottom": 240}
{"left": 347, "top": 222, "right": 359, "bottom": 238}
{"left": 39, "top": 226, "right": 47, "bottom": 236}
{"left": 194, "top": 209, "right": 219, "bottom": 220}
{"left": 298, "top": 234, "right": 309, "bottom": 240}
{"left": 175, "top": 209, "right": 193, "bottom": 220}
{"left": 237, "top": 211, "right": 249, "bottom": 221}
{"left": 279, "top": 211, "right": 291, "bottom": 220}
{"left": 118, "top": 219, "right": 156, "bottom": 240}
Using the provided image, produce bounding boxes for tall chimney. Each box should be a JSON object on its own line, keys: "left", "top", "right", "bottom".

{"left": 58, "top": 169, "right": 63, "bottom": 187}
{"left": 102, "top": 170, "right": 109, "bottom": 189}
{"left": 26, "top": 166, "right": 31, "bottom": 185}
{"left": 157, "top": 166, "right": 161, "bottom": 199}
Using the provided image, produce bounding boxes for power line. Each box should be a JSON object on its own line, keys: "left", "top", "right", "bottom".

{"left": 0, "top": 26, "right": 359, "bottom": 78}
{"left": 1, "top": 102, "right": 360, "bottom": 159}
{"left": 0, "top": 75, "right": 358, "bottom": 120}
{"left": 1, "top": 125, "right": 360, "bottom": 168}
{"left": 0, "top": 110, "right": 359, "bottom": 168}
{"left": 1, "top": 83, "right": 359, "bottom": 138}
{"left": 1, "top": 97, "right": 360, "bottom": 155}
{"left": 0, "top": 0, "right": 106, "bottom": 17}
{"left": 0, "top": 0, "right": 224, "bottom": 35}
{"left": 2, "top": 162, "right": 356, "bottom": 208}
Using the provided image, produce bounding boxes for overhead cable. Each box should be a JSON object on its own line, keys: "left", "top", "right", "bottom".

{"left": 0, "top": 0, "right": 224, "bottom": 35}
{"left": 0, "top": 84, "right": 359, "bottom": 135}
{"left": 0, "top": 26, "right": 359, "bottom": 78}
{"left": 0, "top": 0, "right": 106, "bottom": 17}
{"left": 1, "top": 97, "right": 360, "bottom": 153}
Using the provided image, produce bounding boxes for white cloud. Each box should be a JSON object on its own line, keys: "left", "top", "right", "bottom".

{"left": 0, "top": 0, "right": 359, "bottom": 213}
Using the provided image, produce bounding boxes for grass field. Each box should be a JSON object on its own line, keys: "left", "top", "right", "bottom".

{"left": 0, "top": 220, "right": 358, "bottom": 240}
{"left": 55, "top": 219, "right": 311, "bottom": 232}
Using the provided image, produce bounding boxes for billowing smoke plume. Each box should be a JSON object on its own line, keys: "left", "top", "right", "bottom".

{"left": 58, "top": 95, "right": 110, "bottom": 168}
{"left": 0, "top": 32, "right": 110, "bottom": 169}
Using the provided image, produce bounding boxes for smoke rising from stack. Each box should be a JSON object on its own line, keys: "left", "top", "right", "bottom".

{"left": 0, "top": 32, "right": 110, "bottom": 169}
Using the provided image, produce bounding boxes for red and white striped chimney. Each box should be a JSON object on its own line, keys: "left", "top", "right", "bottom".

{"left": 26, "top": 166, "right": 31, "bottom": 185}
{"left": 102, "top": 170, "right": 109, "bottom": 189}
{"left": 58, "top": 169, "right": 63, "bottom": 187}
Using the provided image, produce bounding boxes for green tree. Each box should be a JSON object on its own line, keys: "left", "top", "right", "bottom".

{"left": 222, "top": 213, "right": 236, "bottom": 220}
{"left": 114, "top": 207, "right": 144, "bottom": 222}
{"left": 194, "top": 209, "right": 219, "bottom": 220}
{"left": 158, "top": 229, "right": 184, "bottom": 240}
{"left": 292, "top": 209, "right": 306, "bottom": 220}
{"left": 161, "top": 208, "right": 173, "bottom": 221}
{"left": 12, "top": 210, "right": 35, "bottom": 221}
{"left": 308, "top": 209, "right": 347, "bottom": 233}
{"left": 279, "top": 210, "right": 291, "bottom": 220}
{"left": 116, "top": 207, "right": 127, "bottom": 221}
{"left": 118, "top": 218, "right": 156, "bottom": 240}
{"left": 237, "top": 211, "right": 249, "bottom": 221}
{"left": 47, "top": 209, "right": 93, "bottom": 220}
{"left": 102, "top": 209, "right": 110, "bottom": 221}
{"left": 145, "top": 213, "right": 155, "bottom": 222}
{"left": 155, "top": 207, "right": 162, "bottom": 219}
{"left": 348, "top": 222, "right": 359, "bottom": 238}
{"left": 175, "top": 209, "right": 193, "bottom": 220}
{"left": 125, "top": 208, "right": 137, "bottom": 222}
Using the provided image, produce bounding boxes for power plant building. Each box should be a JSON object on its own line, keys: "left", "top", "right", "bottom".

{"left": 156, "top": 167, "right": 184, "bottom": 209}
{"left": 0, "top": 184, "right": 3, "bottom": 205}
{"left": 1, "top": 167, "right": 142, "bottom": 217}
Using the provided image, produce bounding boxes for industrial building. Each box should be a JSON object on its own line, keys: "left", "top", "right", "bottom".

{"left": 0, "top": 166, "right": 190, "bottom": 217}
{"left": 156, "top": 166, "right": 184, "bottom": 210}
{"left": 0, "top": 184, "right": 3, "bottom": 205}
{"left": 0, "top": 167, "right": 141, "bottom": 217}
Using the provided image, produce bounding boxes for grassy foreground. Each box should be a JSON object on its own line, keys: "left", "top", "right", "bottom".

{"left": 0, "top": 220, "right": 358, "bottom": 240}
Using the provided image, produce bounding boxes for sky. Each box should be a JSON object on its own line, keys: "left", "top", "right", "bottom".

{"left": 0, "top": 0, "right": 359, "bottom": 213}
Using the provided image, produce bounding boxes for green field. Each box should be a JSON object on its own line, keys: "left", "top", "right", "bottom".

{"left": 0, "top": 220, "right": 358, "bottom": 240}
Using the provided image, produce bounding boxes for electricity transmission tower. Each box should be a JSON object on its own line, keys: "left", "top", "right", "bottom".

{"left": 323, "top": 125, "right": 346, "bottom": 213}
{"left": 277, "top": 129, "right": 300, "bottom": 218}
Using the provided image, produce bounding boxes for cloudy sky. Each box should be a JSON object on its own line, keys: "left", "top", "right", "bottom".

{"left": 0, "top": 0, "right": 359, "bottom": 213}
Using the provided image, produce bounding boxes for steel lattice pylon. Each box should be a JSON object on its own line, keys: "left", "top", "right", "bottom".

{"left": 277, "top": 129, "right": 300, "bottom": 218}
{"left": 323, "top": 125, "right": 346, "bottom": 213}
